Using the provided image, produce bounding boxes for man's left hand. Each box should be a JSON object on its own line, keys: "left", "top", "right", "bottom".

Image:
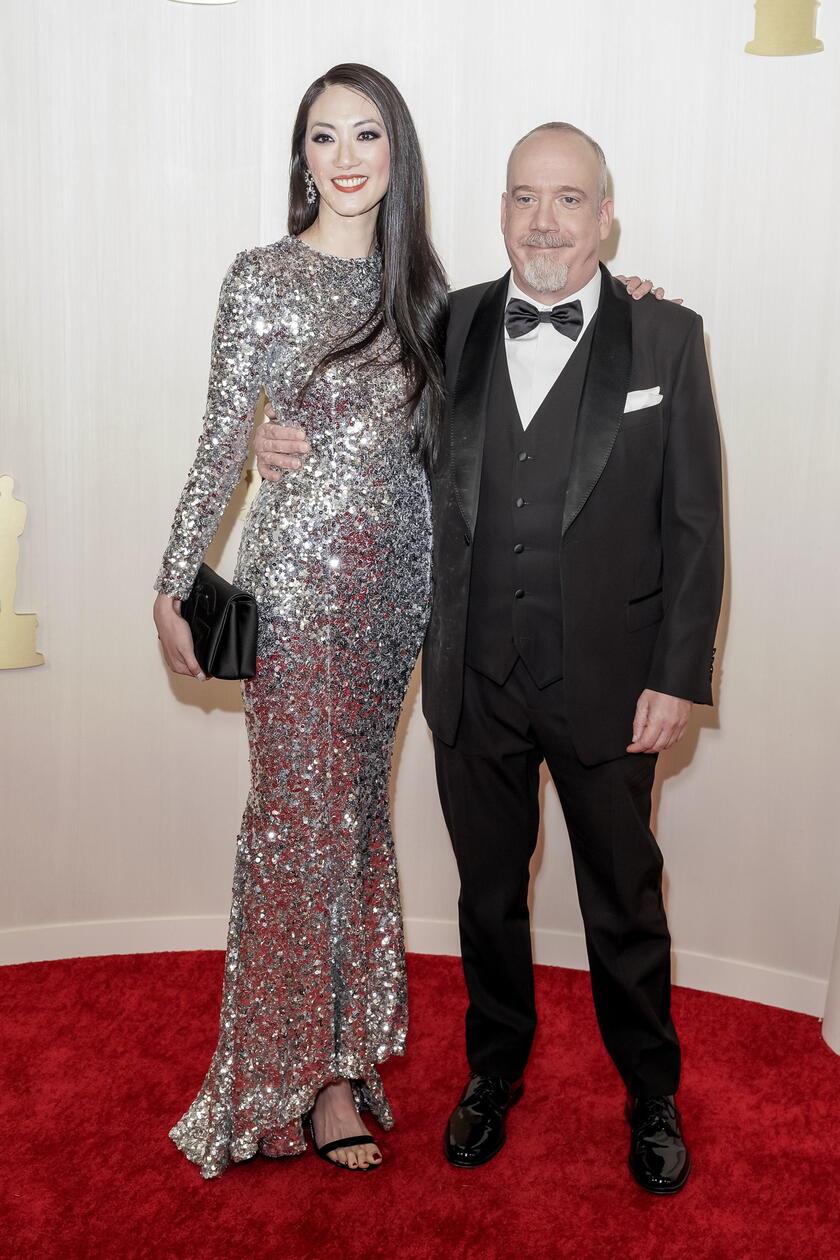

{"left": 627, "top": 689, "right": 692, "bottom": 754}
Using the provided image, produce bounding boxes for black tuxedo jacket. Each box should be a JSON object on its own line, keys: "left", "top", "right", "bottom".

{"left": 421, "top": 265, "right": 724, "bottom": 764}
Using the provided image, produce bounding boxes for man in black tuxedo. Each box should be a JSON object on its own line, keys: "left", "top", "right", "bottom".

{"left": 421, "top": 123, "right": 722, "bottom": 1193}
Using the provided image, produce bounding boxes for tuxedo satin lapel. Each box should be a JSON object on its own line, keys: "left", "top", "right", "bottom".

{"left": 449, "top": 275, "right": 509, "bottom": 535}
{"left": 562, "top": 267, "right": 633, "bottom": 535}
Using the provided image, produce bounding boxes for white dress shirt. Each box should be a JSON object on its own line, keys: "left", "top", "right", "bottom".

{"left": 504, "top": 268, "right": 602, "bottom": 429}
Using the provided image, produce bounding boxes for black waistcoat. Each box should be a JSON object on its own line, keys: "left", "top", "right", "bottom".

{"left": 465, "top": 318, "right": 596, "bottom": 687}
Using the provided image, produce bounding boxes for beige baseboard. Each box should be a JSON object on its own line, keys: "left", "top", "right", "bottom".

{"left": 0, "top": 914, "right": 829, "bottom": 1018}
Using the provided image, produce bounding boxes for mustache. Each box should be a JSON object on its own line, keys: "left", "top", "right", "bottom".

{"left": 520, "top": 231, "right": 574, "bottom": 248}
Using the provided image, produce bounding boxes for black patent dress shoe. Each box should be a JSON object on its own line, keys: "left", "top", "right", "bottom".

{"left": 627, "top": 1094, "right": 692, "bottom": 1194}
{"left": 444, "top": 1074, "right": 523, "bottom": 1168}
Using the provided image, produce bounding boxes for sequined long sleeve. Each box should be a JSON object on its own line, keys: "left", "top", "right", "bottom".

{"left": 155, "top": 250, "right": 268, "bottom": 598}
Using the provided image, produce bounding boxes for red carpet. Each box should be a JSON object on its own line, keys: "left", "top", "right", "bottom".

{"left": 2, "top": 951, "right": 839, "bottom": 1260}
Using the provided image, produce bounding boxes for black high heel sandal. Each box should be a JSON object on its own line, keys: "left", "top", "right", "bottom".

{"left": 306, "top": 1112, "right": 382, "bottom": 1171}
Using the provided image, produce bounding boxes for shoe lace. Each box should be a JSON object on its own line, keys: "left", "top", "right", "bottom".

{"left": 635, "top": 1096, "right": 677, "bottom": 1140}
{"left": 468, "top": 1076, "right": 508, "bottom": 1110}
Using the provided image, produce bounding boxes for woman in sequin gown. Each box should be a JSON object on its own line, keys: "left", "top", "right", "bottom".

{"left": 154, "top": 65, "right": 447, "bottom": 1178}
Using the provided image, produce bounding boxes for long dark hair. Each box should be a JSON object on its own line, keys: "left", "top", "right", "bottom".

{"left": 288, "top": 64, "right": 447, "bottom": 461}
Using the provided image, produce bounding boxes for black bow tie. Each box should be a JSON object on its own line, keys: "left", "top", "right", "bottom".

{"left": 505, "top": 297, "right": 584, "bottom": 341}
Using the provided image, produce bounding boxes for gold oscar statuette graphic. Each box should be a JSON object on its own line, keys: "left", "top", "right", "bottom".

{"left": 0, "top": 476, "right": 44, "bottom": 669}
{"left": 746, "top": 0, "right": 824, "bottom": 55}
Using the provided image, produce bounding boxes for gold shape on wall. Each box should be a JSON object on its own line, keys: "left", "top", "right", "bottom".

{"left": 746, "top": 0, "right": 824, "bottom": 55}
{"left": 0, "top": 476, "right": 44, "bottom": 669}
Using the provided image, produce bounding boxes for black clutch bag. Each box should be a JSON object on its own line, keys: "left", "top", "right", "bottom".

{"left": 181, "top": 563, "right": 258, "bottom": 680}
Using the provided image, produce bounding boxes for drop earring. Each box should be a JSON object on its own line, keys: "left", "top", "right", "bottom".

{"left": 304, "top": 168, "right": 318, "bottom": 207}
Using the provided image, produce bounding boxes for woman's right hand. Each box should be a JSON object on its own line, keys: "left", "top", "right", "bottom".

{"left": 154, "top": 593, "right": 208, "bottom": 680}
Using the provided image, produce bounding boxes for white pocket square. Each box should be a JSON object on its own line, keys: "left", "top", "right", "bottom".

{"left": 624, "top": 387, "right": 662, "bottom": 413}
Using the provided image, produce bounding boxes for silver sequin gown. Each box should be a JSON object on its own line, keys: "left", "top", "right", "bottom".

{"left": 155, "top": 236, "right": 432, "bottom": 1179}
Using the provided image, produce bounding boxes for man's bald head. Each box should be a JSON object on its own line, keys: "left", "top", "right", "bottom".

{"left": 507, "top": 122, "right": 608, "bottom": 205}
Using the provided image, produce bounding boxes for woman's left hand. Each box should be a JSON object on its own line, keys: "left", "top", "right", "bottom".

{"left": 617, "top": 275, "right": 683, "bottom": 304}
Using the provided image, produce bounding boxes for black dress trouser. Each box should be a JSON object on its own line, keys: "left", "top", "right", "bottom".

{"left": 433, "top": 660, "right": 681, "bottom": 1099}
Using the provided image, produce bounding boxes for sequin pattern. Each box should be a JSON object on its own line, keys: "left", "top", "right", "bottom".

{"left": 156, "top": 237, "right": 431, "bottom": 1178}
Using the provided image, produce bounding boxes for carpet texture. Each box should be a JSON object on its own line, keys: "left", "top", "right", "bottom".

{"left": 2, "top": 951, "right": 838, "bottom": 1259}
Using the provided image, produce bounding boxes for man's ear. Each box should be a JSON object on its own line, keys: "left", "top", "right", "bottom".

{"left": 598, "top": 197, "right": 614, "bottom": 241}
{"left": 500, "top": 191, "right": 508, "bottom": 235}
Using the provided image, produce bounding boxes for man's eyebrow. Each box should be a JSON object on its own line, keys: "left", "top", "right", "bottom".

{"left": 510, "top": 183, "right": 588, "bottom": 197}
{"left": 309, "top": 118, "right": 381, "bottom": 129}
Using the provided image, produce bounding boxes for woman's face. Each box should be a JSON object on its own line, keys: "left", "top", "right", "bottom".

{"left": 304, "top": 84, "right": 391, "bottom": 222}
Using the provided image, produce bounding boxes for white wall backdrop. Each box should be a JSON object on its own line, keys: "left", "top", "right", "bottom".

{"left": 2, "top": 0, "right": 839, "bottom": 1017}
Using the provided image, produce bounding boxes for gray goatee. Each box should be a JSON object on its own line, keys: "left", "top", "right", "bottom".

{"left": 520, "top": 232, "right": 572, "bottom": 294}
